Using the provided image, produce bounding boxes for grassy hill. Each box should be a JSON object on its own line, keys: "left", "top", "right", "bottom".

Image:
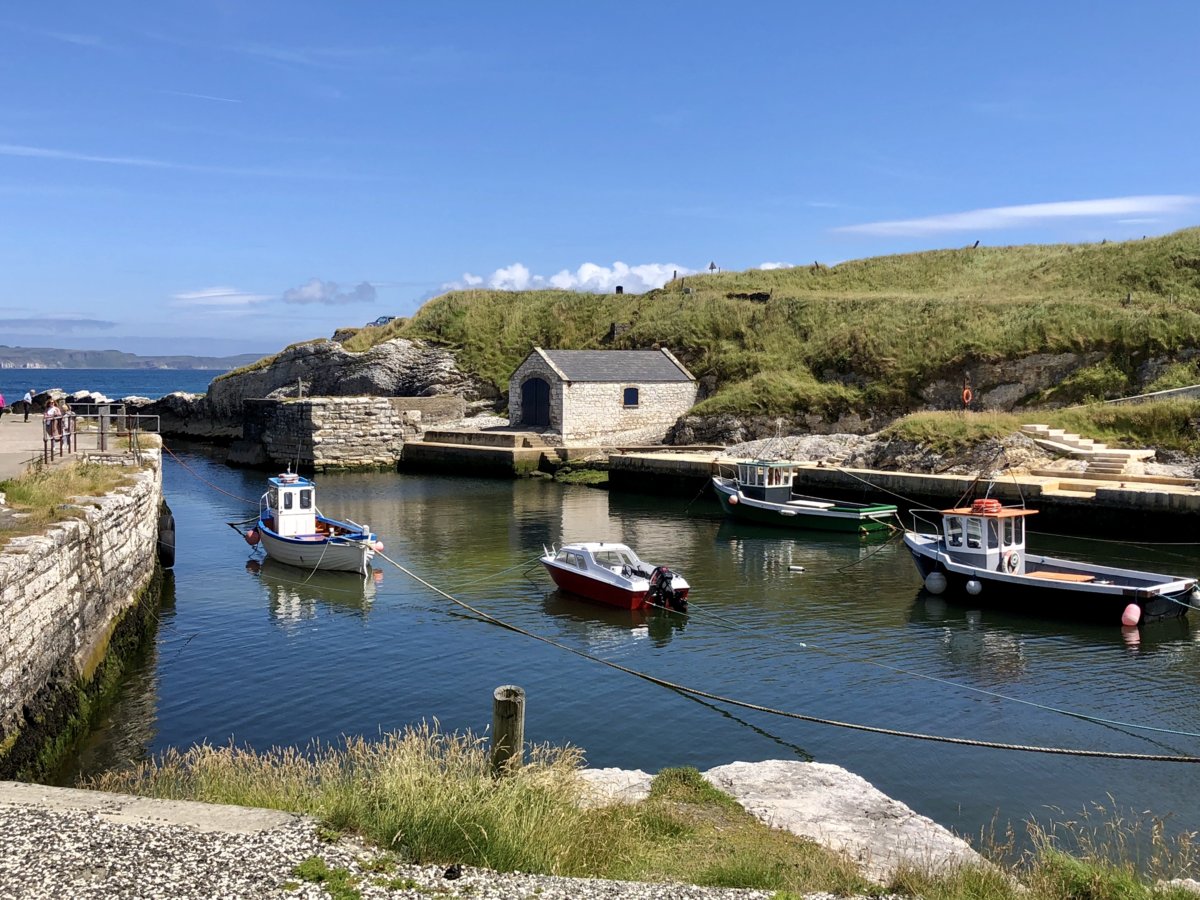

{"left": 349, "top": 229, "right": 1200, "bottom": 417}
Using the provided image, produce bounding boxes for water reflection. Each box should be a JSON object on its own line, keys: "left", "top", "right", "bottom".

{"left": 51, "top": 572, "right": 178, "bottom": 786}
{"left": 247, "top": 558, "right": 379, "bottom": 625}
{"left": 541, "top": 589, "right": 687, "bottom": 648}
{"left": 910, "top": 590, "right": 1196, "bottom": 657}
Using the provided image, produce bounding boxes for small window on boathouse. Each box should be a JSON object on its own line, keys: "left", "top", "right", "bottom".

{"left": 623, "top": 387, "right": 639, "bottom": 407}
{"left": 283, "top": 492, "right": 294, "bottom": 510}
{"left": 300, "top": 489, "right": 313, "bottom": 509}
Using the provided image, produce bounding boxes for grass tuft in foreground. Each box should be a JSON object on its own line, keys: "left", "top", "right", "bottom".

{"left": 89, "top": 727, "right": 1200, "bottom": 897}
{"left": 0, "top": 460, "right": 137, "bottom": 542}
{"left": 90, "top": 726, "right": 867, "bottom": 893}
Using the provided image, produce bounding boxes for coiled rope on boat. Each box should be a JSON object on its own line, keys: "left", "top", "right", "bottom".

{"left": 376, "top": 550, "right": 1200, "bottom": 763}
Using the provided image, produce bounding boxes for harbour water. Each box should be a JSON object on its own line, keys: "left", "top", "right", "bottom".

{"left": 63, "top": 450, "right": 1200, "bottom": 851}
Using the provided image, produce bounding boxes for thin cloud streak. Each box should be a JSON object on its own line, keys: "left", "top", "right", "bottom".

{"left": 173, "top": 287, "right": 271, "bottom": 307}
{"left": 837, "top": 195, "right": 1200, "bottom": 237}
{"left": 0, "top": 142, "right": 366, "bottom": 180}
{"left": 160, "top": 90, "right": 242, "bottom": 104}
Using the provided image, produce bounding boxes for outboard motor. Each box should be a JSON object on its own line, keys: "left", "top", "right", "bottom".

{"left": 647, "top": 566, "right": 687, "bottom": 612}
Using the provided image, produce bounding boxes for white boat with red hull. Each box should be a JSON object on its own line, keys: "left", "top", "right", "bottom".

{"left": 904, "top": 499, "right": 1199, "bottom": 625}
{"left": 540, "top": 542, "right": 689, "bottom": 611}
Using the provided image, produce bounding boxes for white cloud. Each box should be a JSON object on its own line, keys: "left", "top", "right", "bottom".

{"left": 758, "top": 261, "right": 793, "bottom": 270}
{"left": 836, "top": 195, "right": 1200, "bottom": 237}
{"left": 172, "top": 287, "right": 270, "bottom": 307}
{"left": 282, "top": 278, "right": 376, "bottom": 305}
{"left": 444, "top": 261, "right": 691, "bottom": 294}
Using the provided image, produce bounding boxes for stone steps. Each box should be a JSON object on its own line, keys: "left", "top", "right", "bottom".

{"left": 1021, "top": 424, "right": 1155, "bottom": 477}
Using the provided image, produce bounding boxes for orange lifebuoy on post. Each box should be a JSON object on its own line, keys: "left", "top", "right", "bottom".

{"left": 962, "top": 387, "right": 973, "bottom": 407}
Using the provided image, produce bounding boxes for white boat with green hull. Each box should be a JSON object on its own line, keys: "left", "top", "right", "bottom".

{"left": 712, "top": 460, "right": 898, "bottom": 534}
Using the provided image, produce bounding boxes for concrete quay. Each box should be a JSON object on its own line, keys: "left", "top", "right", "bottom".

{"left": 608, "top": 451, "right": 1200, "bottom": 537}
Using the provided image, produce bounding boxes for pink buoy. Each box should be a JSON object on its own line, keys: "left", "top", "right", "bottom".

{"left": 1121, "top": 603, "right": 1141, "bottom": 627}
{"left": 245, "top": 529, "right": 260, "bottom": 546}
{"left": 728, "top": 495, "right": 739, "bottom": 505}
{"left": 374, "top": 540, "right": 385, "bottom": 552}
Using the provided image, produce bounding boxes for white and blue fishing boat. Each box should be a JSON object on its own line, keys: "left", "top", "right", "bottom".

{"left": 246, "top": 473, "right": 381, "bottom": 575}
{"left": 905, "top": 499, "right": 1199, "bottom": 625}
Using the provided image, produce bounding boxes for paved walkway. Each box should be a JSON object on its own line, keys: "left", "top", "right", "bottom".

{"left": 0, "top": 417, "right": 55, "bottom": 481}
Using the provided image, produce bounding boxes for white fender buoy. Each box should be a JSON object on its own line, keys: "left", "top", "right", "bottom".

{"left": 924, "top": 571, "right": 947, "bottom": 594}
{"left": 1121, "top": 603, "right": 1142, "bottom": 627}
{"left": 374, "top": 540, "right": 385, "bottom": 552}
{"left": 728, "top": 494, "right": 739, "bottom": 505}
{"left": 966, "top": 579, "right": 982, "bottom": 596}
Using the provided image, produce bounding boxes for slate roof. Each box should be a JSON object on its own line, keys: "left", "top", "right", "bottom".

{"left": 538, "top": 349, "right": 694, "bottom": 383}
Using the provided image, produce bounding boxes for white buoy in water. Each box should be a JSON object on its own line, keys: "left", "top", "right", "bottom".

{"left": 789, "top": 565, "right": 805, "bottom": 573}
{"left": 966, "top": 579, "right": 982, "bottom": 596}
{"left": 1121, "top": 603, "right": 1142, "bottom": 628}
{"left": 924, "top": 571, "right": 947, "bottom": 594}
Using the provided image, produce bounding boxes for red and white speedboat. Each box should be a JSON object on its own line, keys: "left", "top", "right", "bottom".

{"left": 540, "top": 542, "right": 689, "bottom": 611}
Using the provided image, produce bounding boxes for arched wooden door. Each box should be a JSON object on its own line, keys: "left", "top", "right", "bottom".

{"left": 521, "top": 377, "right": 550, "bottom": 426}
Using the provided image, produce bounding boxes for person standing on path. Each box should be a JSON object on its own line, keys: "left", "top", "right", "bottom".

{"left": 43, "top": 398, "right": 63, "bottom": 454}
{"left": 21, "top": 389, "right": 33, "bottom": 422}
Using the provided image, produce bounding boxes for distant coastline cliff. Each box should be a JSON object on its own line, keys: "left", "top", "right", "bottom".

{"left": 0, "top": 345, "right": 264, "bottom": 370}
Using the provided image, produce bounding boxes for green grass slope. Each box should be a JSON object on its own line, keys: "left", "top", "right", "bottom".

{"left": 355, "top": 229, "right": 1200, "bottom": 416}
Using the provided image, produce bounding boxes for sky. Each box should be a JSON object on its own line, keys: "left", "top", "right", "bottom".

{"left": 2, "top": 2, "right": 1199, "bottom": 357}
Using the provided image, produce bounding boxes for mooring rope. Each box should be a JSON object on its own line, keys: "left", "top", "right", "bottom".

{"left": 162, "top": 442, "right": 258, "bottom": 506}
{"left": 643, "top": 595, "right": 1200, "bottom": 741}
{"left": 375, "top": 550, "right": 1200, "bottom": 762}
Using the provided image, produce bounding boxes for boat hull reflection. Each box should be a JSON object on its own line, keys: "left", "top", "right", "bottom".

{"left": 247, "top": 558, "right": 379, "bottom": 623}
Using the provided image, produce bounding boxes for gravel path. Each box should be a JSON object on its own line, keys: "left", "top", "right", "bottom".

{"left": 0, "top": 785, "right": 782, "bottom": 900}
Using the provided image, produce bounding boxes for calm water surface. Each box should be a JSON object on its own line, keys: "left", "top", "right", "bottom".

{"left": 66, "top": 450, "right": 1200, "bottom": 847}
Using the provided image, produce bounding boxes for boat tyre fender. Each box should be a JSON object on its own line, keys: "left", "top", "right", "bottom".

{"left": 157, "top": 501, "right": 176, "bottom": 569}
{"left": 1003, "top": 549, "right": 1020, "bottom": 574}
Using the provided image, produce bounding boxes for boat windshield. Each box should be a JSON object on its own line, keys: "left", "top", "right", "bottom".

{"left": 594, "top": 549, "right": 635, "bottom": 569}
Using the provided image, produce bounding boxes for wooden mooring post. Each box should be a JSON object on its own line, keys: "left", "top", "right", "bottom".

{"left": 490, "top": 684, "right": 525, "bottom": 776}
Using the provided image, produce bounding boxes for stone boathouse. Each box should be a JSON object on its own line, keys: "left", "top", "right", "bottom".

{"left": 508, "top": 348, "right": 698, "bottom": 442}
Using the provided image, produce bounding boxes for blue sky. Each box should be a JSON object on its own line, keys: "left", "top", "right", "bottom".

{"left": 2, "top": 2, "right": 1198, "bottom": 357}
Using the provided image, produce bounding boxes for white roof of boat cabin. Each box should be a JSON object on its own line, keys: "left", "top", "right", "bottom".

{"left": 562, "top": 541, "right": 636, "bottom": 554}
{"left": 735, "top": 458, "right": 798, "bottom": 467}
{"left": 269, "top": 473, "right": 315, "bottom": 488}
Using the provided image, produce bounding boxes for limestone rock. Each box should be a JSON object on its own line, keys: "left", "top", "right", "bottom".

{"left": 577, "top": 768, "right": 653, "bottom": 807}
{"left": 205, "top": 338, "right": 494, "bottom": 422}
{"left": 703, "top": 760, "right": 985, "bottom": 883}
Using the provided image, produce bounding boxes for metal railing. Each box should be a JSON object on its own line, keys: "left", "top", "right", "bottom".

{"left": 41, "top": 404, "right": 160, "bottom": 464}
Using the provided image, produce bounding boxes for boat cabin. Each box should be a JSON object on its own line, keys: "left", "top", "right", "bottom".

{"left": 552, "top": 542, "right": 642, "bottom": 575}
{"left": 265, "top": 473, "right": 317, "bottom": 537}
{"left": 940, "top": 500, "right": 1037, "bottom": 575}
{"left": 735, "top": 461, "right": 800, "bottom": 503}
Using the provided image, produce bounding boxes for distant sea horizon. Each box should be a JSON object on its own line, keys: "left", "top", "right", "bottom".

{"left": 0, "top": 368, "right": 223, "bottom": 402}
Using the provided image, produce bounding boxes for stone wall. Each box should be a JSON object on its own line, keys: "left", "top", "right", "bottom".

{"left": 508, "top": 355, "right": 565, "bottom": 432}
{"left": 243, "top": 397, "right": 448, "bottom": 470}
{"left": 0, "top": 454, "right": 163, "bottom": 777}
{"left": 560, "top": 381, "right": 697, "bottom": 442}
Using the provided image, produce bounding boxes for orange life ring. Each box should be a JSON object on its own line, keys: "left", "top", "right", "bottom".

{"left": 962, "top": 387, "right": 973, "bottom": 406}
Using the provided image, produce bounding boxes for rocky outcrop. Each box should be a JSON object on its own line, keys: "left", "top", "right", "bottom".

{"left": 119, "top": 339, "right": 496, "bottom": 441}
{"left": 579, "top": 760, "right": 986, "bottom": 884}
{"left": 205, "top": 339, "right": 496, "bottom": 423}
{"left": 668, "top": 411, "right": 893, "bottom": 445}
